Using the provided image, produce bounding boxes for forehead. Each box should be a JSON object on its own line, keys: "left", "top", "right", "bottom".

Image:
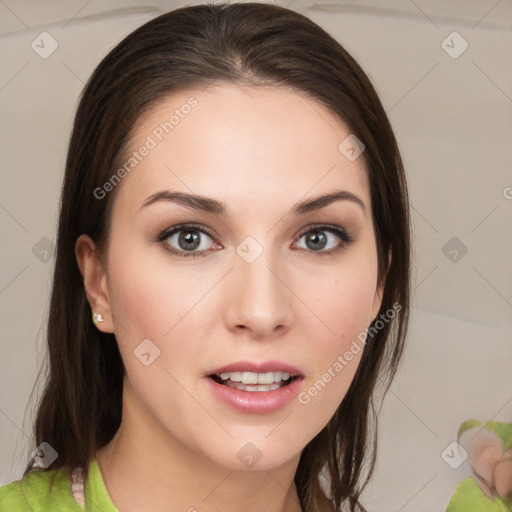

{"left": 113, "top": 84, "right": 370, "bottom": 217}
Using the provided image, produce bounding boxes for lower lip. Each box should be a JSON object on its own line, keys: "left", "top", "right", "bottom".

{"left": 204, "top": 376, "right": 303, "bottom": 414}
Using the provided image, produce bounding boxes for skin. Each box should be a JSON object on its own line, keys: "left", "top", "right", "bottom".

{"left": 459, "top": 427, "right": 512, "bottom": 499}
{"left": 75, "top": 84, "right": 385, "bottom": 512}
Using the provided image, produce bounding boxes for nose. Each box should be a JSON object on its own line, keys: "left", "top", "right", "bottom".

{"left": 224, "top": 242, "right": 293, "bottom": 340}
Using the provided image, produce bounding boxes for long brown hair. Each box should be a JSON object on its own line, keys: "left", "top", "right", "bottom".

{"left": 21, "top": 3, "right": 410, "bottom": 511}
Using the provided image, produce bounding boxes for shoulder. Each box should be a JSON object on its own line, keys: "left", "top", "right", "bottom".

{"left": 0, "top": 468, "right": 82, "bottom": 511}
{"left": 0, "top": 479, "right": 32, "bottom": 511}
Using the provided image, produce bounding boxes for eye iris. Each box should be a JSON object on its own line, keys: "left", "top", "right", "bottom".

{"left": 306, "top": 231, "right": 327, "bottom": 250}
{"left": 179, "top": 230, "right": 200, "bottom": 250}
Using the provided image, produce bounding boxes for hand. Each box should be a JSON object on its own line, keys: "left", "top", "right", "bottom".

{"left": 459, "top": 427, "right": 512, "bottom": 500}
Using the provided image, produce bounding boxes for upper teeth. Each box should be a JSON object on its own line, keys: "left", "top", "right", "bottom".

{"left": 218, "top": 371, "right": 291, "bottom": 384}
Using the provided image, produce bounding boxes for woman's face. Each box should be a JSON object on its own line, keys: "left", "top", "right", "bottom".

{"left": 89, "top": 84, "right": 383, "bottom": 471}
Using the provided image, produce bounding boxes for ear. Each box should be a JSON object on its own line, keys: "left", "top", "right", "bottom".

{"left": 371, "top": 248, "right": 391, "bottom": 322}
{"left": 75, "top": 234, "right": 114, "bottom": 333}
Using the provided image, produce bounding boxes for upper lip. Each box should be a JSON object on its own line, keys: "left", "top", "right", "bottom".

{"left": 207, "top": 360, "right": 304, "bottom": 378}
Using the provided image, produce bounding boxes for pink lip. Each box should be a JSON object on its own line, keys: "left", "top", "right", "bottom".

{"left": 207, "top": 360, "right": 303, "bottom": 377}
{"left": 204, "top": 374, "right": 304, "bottom": 414}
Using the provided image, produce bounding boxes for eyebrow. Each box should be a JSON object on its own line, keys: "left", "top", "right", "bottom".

{"left": 140, "top": 189, "right": 366, "bottom": 215}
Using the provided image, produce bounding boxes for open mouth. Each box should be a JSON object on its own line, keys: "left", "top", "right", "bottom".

{"left": 205, "top": 367, "right": 304, "bottom": 413}
{"left": 208, "top": 372, "right": 297, "bottom": 392}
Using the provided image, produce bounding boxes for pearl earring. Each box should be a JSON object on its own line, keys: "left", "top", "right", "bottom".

{"left": 92, "top": 312, "right": 104, "bottom": 325}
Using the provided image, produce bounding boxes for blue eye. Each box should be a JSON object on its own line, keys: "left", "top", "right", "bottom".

{"left": 295, "top": 224, "right": 354, "bottom": 254}
{"left": 157, "top": 224, "right": 217, "bottom": 258}
{"left": 156, "top": 223, "right": 354, "bottom": 258}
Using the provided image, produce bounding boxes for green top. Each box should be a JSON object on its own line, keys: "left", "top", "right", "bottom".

{"left": 445, "top": 477, "right": 512, "bottom": 512}
{"left": 1, "top": 459, "right": 326, "bottom": 511}
{"left": 0, "top": 458, "right": 118, "bottom": 511}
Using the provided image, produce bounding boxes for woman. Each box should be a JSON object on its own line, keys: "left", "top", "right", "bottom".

{"left": 0, "top": 2, "right": 410, "bottom": 511}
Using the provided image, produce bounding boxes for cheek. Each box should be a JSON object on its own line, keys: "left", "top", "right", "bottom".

{"left": 293, "top": 255, "right": 378, "bottom": 424}
{"left": 303, "top": 256, "right": 378, "bottom": 346}
{"left": 108, "top": 261, "right": 168, "bottom": 337}
{"left": 105, "top": 247, "right": 210, "bottom": 428}
{"left": 107, "top": 239, "right": 201, "bottom": 338}
{"left": 105, "top": 241, "right": 222, "bottom": 385}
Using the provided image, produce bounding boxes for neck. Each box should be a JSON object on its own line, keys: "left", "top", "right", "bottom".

{"left": 96, "top": 382, "right": 304, "bottom": 512}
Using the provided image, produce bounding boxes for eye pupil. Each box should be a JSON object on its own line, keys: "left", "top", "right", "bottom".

{"left": 179, "top": 230, "right": 200, "bottom": 250}
{"left": 306, "top": 231, "right": 327, "bottom": 250}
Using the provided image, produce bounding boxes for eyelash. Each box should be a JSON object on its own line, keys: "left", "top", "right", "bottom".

{"left": 155, "top": 223, "right": 354, "bottom": 259}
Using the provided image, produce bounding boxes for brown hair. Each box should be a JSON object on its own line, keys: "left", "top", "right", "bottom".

{"left": 22, "top": 3, "right": 410, "bottom": 511}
